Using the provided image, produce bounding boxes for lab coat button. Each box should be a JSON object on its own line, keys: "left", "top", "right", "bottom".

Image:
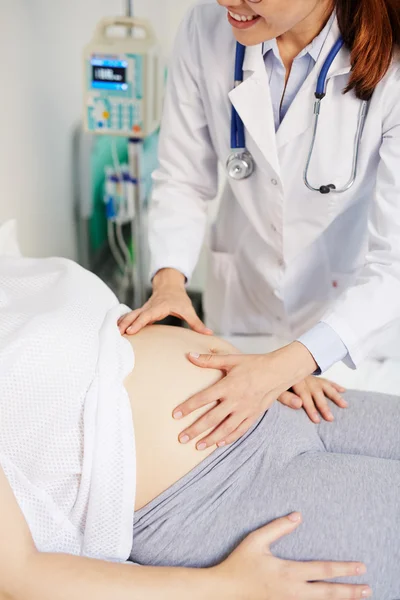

{"left": 271, "top": 178, "right": 278, "bottom": 186}
{"left": 278, "top": 258, "right": 284, "bottom": 267}
{"left": 271, "top": 224, "right": 277, "bottom": 232}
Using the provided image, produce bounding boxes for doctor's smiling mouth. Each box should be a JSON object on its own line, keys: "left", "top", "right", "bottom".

{"left": 227, "top": 9, "right": 261, "bottom": 29}
{"left": 218, "top": 0, "right": 333, "bottom": 44}
{"left": 220, "top": 1, "right": 262, "bottom": 31}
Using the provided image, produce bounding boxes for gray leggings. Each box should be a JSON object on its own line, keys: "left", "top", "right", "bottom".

{"left": 130, "top": 391, "right": 400, "bottom": 599}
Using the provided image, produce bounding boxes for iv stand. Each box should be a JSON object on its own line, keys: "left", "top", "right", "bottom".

{"left": 128, "top": 140, "right": 147, "bottom": 308}
{"left": 125, "top": 0, "right": 148, "bottom": 308}
{"left": 126, "top": 0, "right": 133, "bottom": 17}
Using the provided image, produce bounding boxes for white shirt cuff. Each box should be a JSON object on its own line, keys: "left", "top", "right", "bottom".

{"left": 149, "top": 264, "right": 190, "bottom": 285}
{"left": 297, "top": 322, "right": 349, "bottom": 375}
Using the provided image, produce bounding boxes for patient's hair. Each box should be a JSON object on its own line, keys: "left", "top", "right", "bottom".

{"left": 336, "top": 0, "right": 400, "bottom": 100}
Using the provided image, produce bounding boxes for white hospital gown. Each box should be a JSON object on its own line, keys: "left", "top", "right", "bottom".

{"left": 0, "top": 256, "right": 136, "bottom": 562}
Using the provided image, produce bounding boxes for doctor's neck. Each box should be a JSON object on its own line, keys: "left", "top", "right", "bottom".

{"left": 275, "top": 1, "right": 333, "bottom": 68}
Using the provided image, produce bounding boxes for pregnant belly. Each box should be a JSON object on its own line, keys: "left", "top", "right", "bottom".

{"left": 123, "top": 325, "right": 239, "bottom": 510}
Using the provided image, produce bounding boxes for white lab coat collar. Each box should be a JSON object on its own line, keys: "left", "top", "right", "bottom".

{"left": 228, "top": 17, "right": 351, "bottom": 175}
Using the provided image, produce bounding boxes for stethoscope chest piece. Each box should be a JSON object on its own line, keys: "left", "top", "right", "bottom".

{"left": 226, "top": 150, "right": 255, "bottom": 180}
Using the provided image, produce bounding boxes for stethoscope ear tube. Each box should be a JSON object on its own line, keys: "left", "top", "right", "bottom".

{"left": 315, "top": 37, "right": 345, "bottom": 97}
{"left": 234, "top": 43, "right": 246, "bottom": 82}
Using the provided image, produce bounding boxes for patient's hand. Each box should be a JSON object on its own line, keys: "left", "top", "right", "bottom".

{"left": 216, "top": 512, "right": 371, "bottom": 600}
{"left": 278, "top": 376, "right": 347, "bottom": 424}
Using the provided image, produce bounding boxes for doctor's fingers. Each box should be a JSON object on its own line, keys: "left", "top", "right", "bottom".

{"left": 278, "top": 390, "right": 303, "bottom": 410}
{"left": 118, "top": 309, "right": 143, "bottom": 333}
{"left": 187, "top": 352, "right": 240, "bottom": 371}
{"left": 294, "top": 384, "right": 321, "bottom": 424}
{"left": 307, "top": 582, "right": 372, "bottom": 599}
{"left": 173, "top": 379, "right": 228, "bottom": 420}
{"left": 296, "top": 559, "right": 367, "bottom": 583}
{"left": 177, "top": 403, "right": 235, "bottom": 446}
{"left": 125, "top": 307, "right": 170, "bottom": 334}
{"left": 184, "top": 309, "right": 213, "bottom": 335}
{"left": 329, "top": 380, "right": 346, "bottom": 394}
{"left": 199, "top": 417, "right": 254, "bottom": 449}
{"left": 308, "top": 386, "right": 335, "bottom": 422}
{"left": 321, "top": 380, "right": 348, "bottom": 408}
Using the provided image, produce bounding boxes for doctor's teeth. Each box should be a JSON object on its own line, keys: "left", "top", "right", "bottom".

{"left": 229, "top": 11, "right": 256, "bottom": 22}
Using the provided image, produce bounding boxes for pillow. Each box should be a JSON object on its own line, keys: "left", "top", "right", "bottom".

{"left": 0, "top": 219, "right": 22, "bottom": 257}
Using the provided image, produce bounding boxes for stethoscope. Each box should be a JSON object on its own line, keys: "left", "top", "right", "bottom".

{"left": 227, "top": 37, "right": 369, "bottom": 194}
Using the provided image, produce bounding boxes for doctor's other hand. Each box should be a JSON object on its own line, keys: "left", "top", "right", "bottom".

{"left": 173, "top": 342, "right": 318, "bottom": 450}
{"left": 217, "top": 513, "right": 371, "bottom": 600}
{"left": 278, "top": 375, "right": 347, "bottom": 424}
{"left": 118, "top": 268, "right": 213, "bottom": 336}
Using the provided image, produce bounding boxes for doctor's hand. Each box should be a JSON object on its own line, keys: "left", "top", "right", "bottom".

{"left": 118, "top": 268, "right": 213, "bottom": 336}
{"left": 173, "top": 342, "right": 318, "bottom": 450}
{"left": 218, "top": 512, "right": 371, "bottom": 600}
{"left": 278, "top": 376, "right": 347, "bottom": 424}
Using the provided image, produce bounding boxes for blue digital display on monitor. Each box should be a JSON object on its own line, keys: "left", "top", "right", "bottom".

{"left": 91, "top": 58, "right": 128, "bottom": 91}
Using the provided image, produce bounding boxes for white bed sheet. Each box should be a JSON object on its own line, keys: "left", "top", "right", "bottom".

{"left": 224, "top": 335, "right": 400, "bottom": 395}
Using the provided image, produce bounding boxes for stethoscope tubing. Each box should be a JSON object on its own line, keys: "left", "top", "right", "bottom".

{"left": 231, "top": 42, "right": 246, "bottom": 149}
{"left": 230, "top": 35, "right": 369, "bottom": 192}
{"left": 315, "top": 37, "right": 344, "bottom": 97}
{"left": 303, "top": 99, "right": 368, "bottom": 193}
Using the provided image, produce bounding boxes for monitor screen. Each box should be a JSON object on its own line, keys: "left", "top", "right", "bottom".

{"left": 91, "top": 58, "right": 128, "bottom": 91}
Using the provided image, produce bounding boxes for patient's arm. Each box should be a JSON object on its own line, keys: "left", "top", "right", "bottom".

{"left": 0, "top": 464, "right": 230, "bottom": 600}
{"left": 0, "top": 466, "right": 368, "bottom": 600}
{"left": 0, "top": 466, "right": 221, "bottom": 600}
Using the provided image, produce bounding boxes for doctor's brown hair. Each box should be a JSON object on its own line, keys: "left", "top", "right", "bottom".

{"left": 336, "top": 0, "right": 400, "bottom": 100}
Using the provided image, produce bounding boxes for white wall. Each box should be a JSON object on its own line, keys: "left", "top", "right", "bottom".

{"left": 164, "top": 0, "right": 195, "bottom": 52}
{"left": 0, "top": 0, "right": 184, "bottom": 259}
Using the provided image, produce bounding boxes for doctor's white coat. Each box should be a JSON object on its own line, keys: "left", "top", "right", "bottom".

{"left": 149, "top": 2, "right": 400, "bottom": 368}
